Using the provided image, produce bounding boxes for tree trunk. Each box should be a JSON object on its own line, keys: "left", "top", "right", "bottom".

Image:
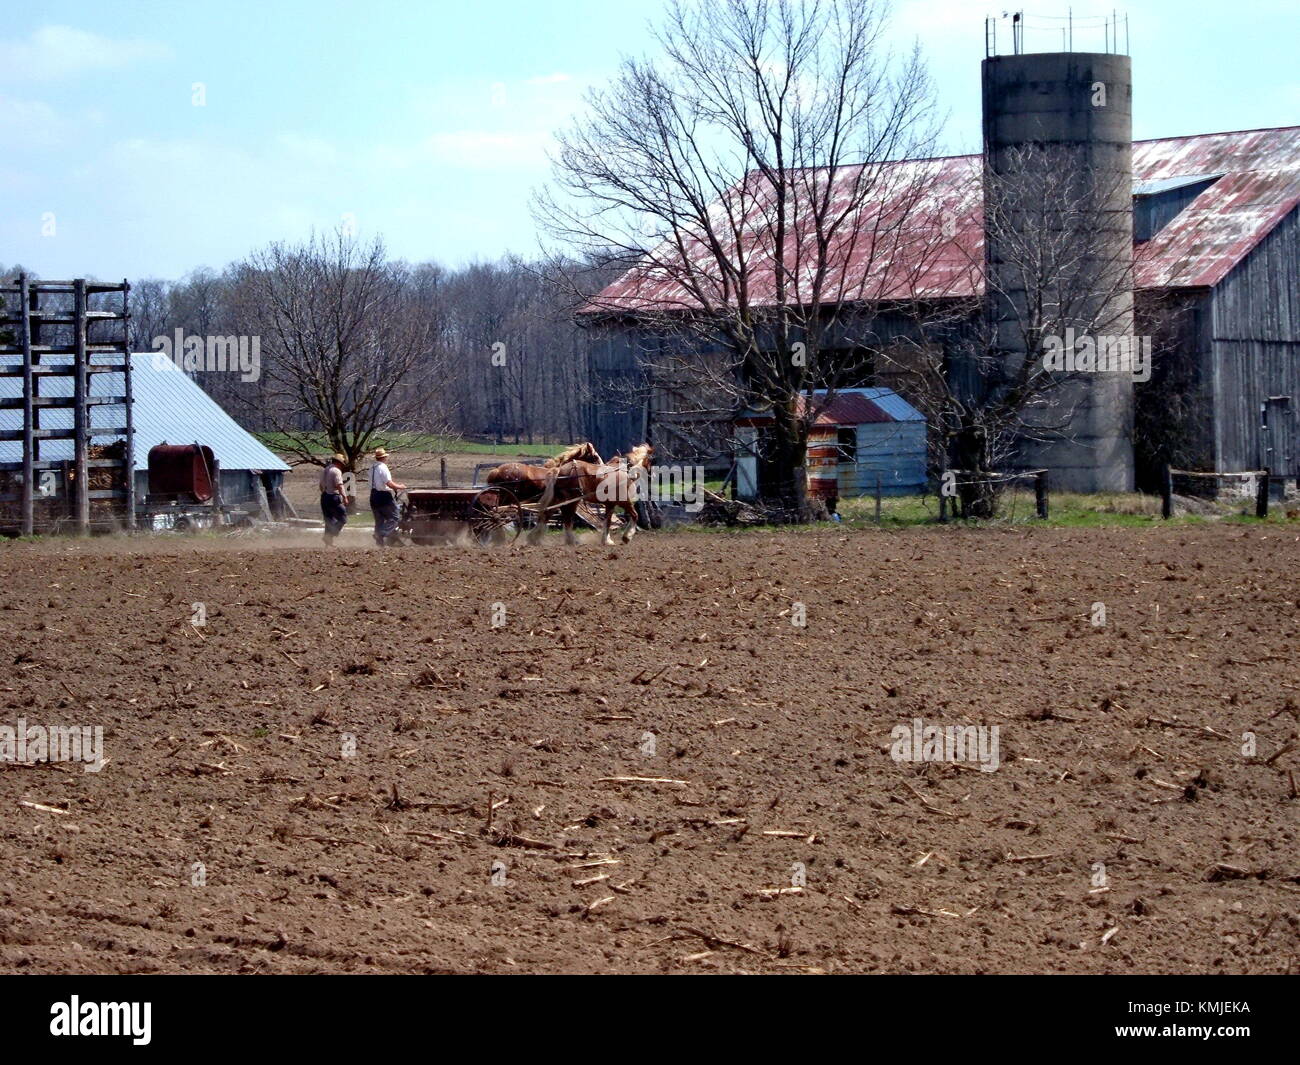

{"left": 762, "top": 401, "right": 809, "bottom": 521}
{"left": 950, "top": 422, "right": 996, "bottom": 519}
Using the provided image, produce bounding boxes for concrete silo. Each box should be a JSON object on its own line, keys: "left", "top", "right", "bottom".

{"left": 981, "top": 48, "right": 1135, "bottom": 492}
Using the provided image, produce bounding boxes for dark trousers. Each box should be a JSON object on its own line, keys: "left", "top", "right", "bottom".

{"left": 370, "top": 489, "right": 400, "bottom": 545}
{"left": 320, "top": 492, "right": 347, "bottom": 541}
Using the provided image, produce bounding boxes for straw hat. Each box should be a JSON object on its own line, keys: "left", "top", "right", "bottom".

{"left": 331, "top": 453, "right": 347, "bottom": 465}
{"left": 374, "top": 447, "right": 390, "bottom": 461}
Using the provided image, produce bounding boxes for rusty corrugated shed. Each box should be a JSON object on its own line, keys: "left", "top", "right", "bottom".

{"left": 590, "top": 126, "right": 1300, "bottom": 312}
{"left": 736, "top": 387, "right": 925, "bottom": 427}
{"left": 810, "top": 391, "right": 893, "bottom": 425}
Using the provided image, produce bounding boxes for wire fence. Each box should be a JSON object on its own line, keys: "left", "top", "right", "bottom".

{"left": 937, "top": 469, "right": 1050, "bottom": 522}
{"left": 1162, "top": 465, "right": 1270, "bottom": 519}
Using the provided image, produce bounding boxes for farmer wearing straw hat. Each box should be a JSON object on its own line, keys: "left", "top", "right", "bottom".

{"left": 369, "top": 447, "right": 406, "bottom": 547}
{"left": 319, "top": 453, "right": 350, "bottom": 544}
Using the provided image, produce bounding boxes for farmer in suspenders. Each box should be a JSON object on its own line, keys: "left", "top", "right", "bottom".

{"left": 369, "top": 447, "right": 407, "bottom": 547}
{"left": 319, "top": 453, "right": 350, "bottom": 545}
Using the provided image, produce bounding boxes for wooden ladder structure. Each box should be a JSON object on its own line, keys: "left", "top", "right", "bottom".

{"left": 0, "top": 276, "right": 134, "bottom": 534}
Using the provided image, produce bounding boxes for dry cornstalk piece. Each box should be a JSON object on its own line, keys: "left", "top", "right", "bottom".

{"left": 1004, "top": 852, "right": 1058, "bottom": 863}
{"left": 583, "top": 895, "right": 615, "bottom": 916}
{"left": 566, "top": 857, "right": 620, "bottom": 869}
{"left": 291, "top": 793, "right": 342, "bottom": 810}
{"left": 901, "top": 780, "right": 965, "bottom": 819}
{"left": 755, "top": 886, "right": 804, "bottom": 897}
{"left": 496, "top": 833, "right": 554, "bottom": 850}
{"left": 572, "top": 873, "right": 610, "bottom": 888}
{"left": 678, "top": 925, "right": 770, "bottom": 957}
{"left": 762, "top": 829, "right": 811, "bottom": 838}
{"left": 1249, "top": 912, "right": 1279, "bottom": 946}
{"left": 892, "top": 904, "right": 941, "bottom": 918}
{"left": 1100, "top": 926, "right": 1120, "bottom": 946}
{"left": 404, "top": 830, "right": 461, "bottom": 844}
{"left": 18, "top": 800, "right": 69, "bottom": 815}
{"left": 294, "top": 833, "right": 367, "bottom": 846}
{"left": 596, "top": 776, "right": 690, "bottom": 786}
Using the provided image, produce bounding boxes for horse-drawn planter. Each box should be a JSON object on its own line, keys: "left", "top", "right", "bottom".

{"left": 397, "top": 485, "right": 525, "bottom": 545}
{"left": 394, "top": 442, "right": 652, "bottom": 547}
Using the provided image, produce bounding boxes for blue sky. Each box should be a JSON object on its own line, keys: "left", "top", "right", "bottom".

{"left": 2, "top": 0, "right": 1296, "bottom": 281}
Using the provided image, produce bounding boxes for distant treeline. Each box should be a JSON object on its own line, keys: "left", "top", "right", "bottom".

{"left": 2, "top": 252, "right": 621, "bottom": 450}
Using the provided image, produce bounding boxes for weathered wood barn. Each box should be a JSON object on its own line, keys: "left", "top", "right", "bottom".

{"left": 584, "top": 124, "right": 1300, "bottom": 493}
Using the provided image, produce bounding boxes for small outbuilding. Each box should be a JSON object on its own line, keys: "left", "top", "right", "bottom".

{"left": 734, "top": 387, "right": 927, "bottom": 504}
{"left": 0, "top": 354, "right": 290, "bottom": 524}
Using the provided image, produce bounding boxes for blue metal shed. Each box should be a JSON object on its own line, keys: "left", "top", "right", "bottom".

{"left": 735, "top": 387, "right": 927, "bottom": 500}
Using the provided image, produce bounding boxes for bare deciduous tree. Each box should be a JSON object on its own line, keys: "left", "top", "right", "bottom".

{"left": 237, "top": 231, "right": 449, "bottom": 471}
{"left": 539, "top": 0, "right": 941, "bottom": 515}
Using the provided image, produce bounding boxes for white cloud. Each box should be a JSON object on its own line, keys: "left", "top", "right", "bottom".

{"left": 0, "top": 25, "right": 171, "bottom": 82}
{"left": 0, "top": 96, "right": 66, "bottom": 147}
{"left": 423, "top": 130, "right": 556, "bottom": 167}
{"left": 525, "top": 72, "right": 572, "bottom": 86}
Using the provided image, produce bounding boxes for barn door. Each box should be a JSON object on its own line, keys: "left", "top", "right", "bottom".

{"left": 1262, "top": 396, "right": 1294, "bottom": 498}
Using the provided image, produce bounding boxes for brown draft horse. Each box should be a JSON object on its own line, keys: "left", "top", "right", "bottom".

{"left": 531, "top": 443, "right": 654, "bottom": 546}
{"left": 484, "top": 442, "right": 602, "bottom": 507}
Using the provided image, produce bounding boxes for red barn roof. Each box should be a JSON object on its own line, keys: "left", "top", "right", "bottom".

{"left": 589, "top": 126, "right": 1300, "bottom": 313}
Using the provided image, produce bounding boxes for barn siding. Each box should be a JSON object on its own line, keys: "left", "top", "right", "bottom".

{"left": 1210, "top": 206, "right": 1300, "bottom": 473}
{"left": 585, "top": 327, "right": 647, "bottom": 460}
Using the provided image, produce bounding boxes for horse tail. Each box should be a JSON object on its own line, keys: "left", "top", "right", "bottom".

{"left": 529, "top": 470, "right": 557, "bottom": 544}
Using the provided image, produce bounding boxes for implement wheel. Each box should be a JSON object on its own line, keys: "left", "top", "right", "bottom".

{"left": 468, "top": 487, "right": 523, "bottom": 546}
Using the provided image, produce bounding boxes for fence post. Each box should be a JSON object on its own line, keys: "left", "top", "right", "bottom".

{"left": 874, "top": 473, "right": 882, "bottom": 524}
{"left": 18, "top": 275, "right": 33, "bottom": 536}
{"left": 73, "top": 279, "right": 89, "bottom": 534}
{"left": 440, "top": 457, "right": 447, "bottom": 487}
{"left": 1256, "top": 468, "right": 1270, "bottom": 519}
{"left": 1161, "top": 465, "right": 1173, "bottom": 519}
{"left": 1035, "top": 470, "right": 1049, "bottom": 520}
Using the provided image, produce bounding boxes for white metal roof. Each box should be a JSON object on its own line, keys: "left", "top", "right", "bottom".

{"left": 0, "top": 353, "right": 289, "bottom": 472}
